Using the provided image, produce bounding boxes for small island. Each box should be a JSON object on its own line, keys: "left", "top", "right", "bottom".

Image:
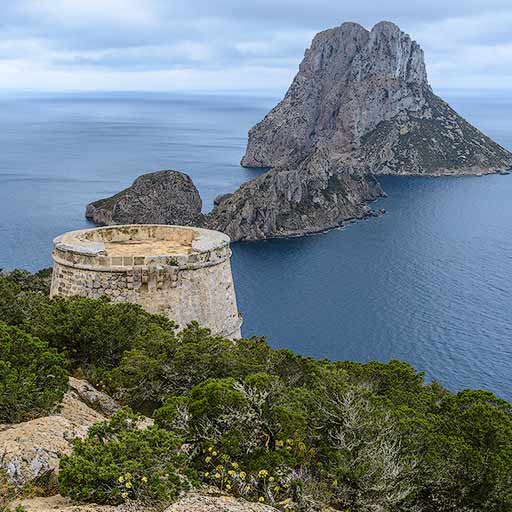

{"left": 85, "top": 21, "right": 512, "bottom": 241}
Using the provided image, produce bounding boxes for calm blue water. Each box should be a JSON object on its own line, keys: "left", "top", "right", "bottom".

{"left": 1, "top": 91, "right": 511, "bottom": 400}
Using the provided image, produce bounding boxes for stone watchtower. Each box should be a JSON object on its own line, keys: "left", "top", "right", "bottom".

{"left": 50, "top": 224, "right": 242, "bottom": 338}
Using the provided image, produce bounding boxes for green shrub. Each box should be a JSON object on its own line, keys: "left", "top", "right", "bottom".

{"left": 1, "top": 268, "right": 52, "bottom": 295}
{"left": 0, "top": 322, "right": 68, "bottom": 423}
{"left": 107, "top": 322, "right": 319, "bottom": 413}
{"left": 0, "top": 278, "right": 174, "bottom": 380}
{"left": 59, "top": 408, "right": 194, "bottom": 505}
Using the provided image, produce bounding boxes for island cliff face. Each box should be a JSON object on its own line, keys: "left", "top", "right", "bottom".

{"left": 85, "top": 21, "right": 512, "bottom": 241}
{"left": 241, "top": 21, "right": 512, "bottom": 175}
{"left": 210, "top": 149, "right": 382, "bottom": 240}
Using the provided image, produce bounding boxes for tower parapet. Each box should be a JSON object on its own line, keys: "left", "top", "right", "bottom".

{"left": 50, "top": 224, "right": 242, "bottom": 338}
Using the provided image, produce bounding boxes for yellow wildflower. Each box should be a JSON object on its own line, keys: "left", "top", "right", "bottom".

{"left": 205, "top": 472, "right": 210, "bottom": 477}
{"left": 226, "top": 484, "right": 231, "bottom": 490}
{"left": 118, "top": 476, "right": 125, "bottom": 483}
{"left": 125, "top": 473, "right": 132, "bottom": 480}
{"left": 276, "top": 440, "right": 284, "bottom": 447}
{"left": 258, "top": 497, "right": 265, "bottom": 503}
{"left": 274, "top": 485, "right": 281, "bottom": 491}
{"left": 216, "top": 465, "right": 223, "bottom": 471}
{"left": 228, "top": 470, "right": 236, "bottom": 477}
{"left": 208, "top": 447, "right": 213, "bottom": 452}
{"left": 231, "top": 462, "right": 239, "bottom": 468}
{"left": 239, "top": 471, "right": 246, "bottom": 479}
{"left": 258, "top": 469, "right": 269, "bottom": 478}
{"left": 268, "top": 476, "right": 275, "bottom": 482}
{"left": 205, "top": 456, "right": 212, "bottom": 463}
{"left": 125, "top": 482, "right": 132, "bottom": 489}
{"left": 121, "top": 492, "right": 128, "bottom": 499}
{"left": 215, "top": 473, "right": 221, "bottom": 479}
{"left": 286, "top": 438, "right": 294, "bottom": 445}
{"left": 141, "top": 476, "right": 148, "bottom": 484}
{"left": 212, "top": 451, "right": 218, "bottom": 456}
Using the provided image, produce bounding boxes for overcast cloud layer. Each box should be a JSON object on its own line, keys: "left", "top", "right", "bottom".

{"left": 1, "top": 0, "right": 512, "bottom": 94}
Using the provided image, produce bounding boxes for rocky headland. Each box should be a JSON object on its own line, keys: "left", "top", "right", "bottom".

{"left": 85, "top": 21, "right": 512, "bottom": 241}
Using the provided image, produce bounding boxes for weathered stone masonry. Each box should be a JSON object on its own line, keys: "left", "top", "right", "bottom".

{"left": 50, "top": 224, "right": 242, "bottom": 338}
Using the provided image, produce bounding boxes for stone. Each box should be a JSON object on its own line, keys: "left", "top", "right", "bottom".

{"left": 67, "top": 377, "right": 120, "bottom": 417}
{"left": 0, "top": 379, "right": 118, "bottom": 485}
{"left": 85, "top": 170, "right": 204, "bottom": 227}
{"left": 50, "top": 225, "right": 242, "bottom": 338}
{"left": 166, "top": 490, "right": 279, "bottom": 511}
{"left": 14, "top": 491, "right": 279, "bottom": 512}
{"left": 213, "top": 193, "right": 233, "bottom": 207}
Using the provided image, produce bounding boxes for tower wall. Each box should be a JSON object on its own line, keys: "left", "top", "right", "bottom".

{"left": 50, "top": 225, "right": 242, "bottom": 338}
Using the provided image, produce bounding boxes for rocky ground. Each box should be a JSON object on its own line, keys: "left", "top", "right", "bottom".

{"left": 0, "top": 378, "right": 119, "bottom": 485}
{"left": 15, "top": 492, "right": 278, "bottom": 512}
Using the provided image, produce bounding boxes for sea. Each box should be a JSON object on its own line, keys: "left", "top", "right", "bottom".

{"left": 1, "top": 90, "right": 511, "bottom": 400}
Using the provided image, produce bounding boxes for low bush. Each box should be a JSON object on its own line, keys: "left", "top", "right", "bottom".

{"left": 0, "top": 271, "right": 175, "bottom": 380}
{"left": 106, "top": 322, "right": 319, "bottom": 414}
{"left": 59, "top": 408, "right": 195, "bottom": 505}
{"left": 154, "top": 365, "right": 512, "bottom": 511}
{"left": 0, "top": 322, "right": 68, "bottom": 423}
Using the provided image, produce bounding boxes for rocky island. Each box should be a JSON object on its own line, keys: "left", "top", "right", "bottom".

{"left": 241, "top": 21, "right": 512, "bottom": 176}
{"left": 85, "top": 170, "right": 203, "bottom": 227}
{"left": 85, "top": 21, "right": 512, "bottom": 241}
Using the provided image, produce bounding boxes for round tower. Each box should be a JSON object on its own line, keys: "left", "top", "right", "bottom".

{"left": 50, "top": 224, "right": 242, "bottom": 338}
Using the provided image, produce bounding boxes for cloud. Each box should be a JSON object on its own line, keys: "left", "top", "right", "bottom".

{"left": 0, "top": 0, "right": 511, "bottom": 92}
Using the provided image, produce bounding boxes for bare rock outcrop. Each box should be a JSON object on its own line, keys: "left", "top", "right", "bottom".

{"left": 167, "top": 490, "right": 279, "bottom": 512}
{"left": 86, "top": 171, "right": 204, "bottom": 226}
{"left": 241, "top": 21, "right": 512, "bottom": 175}
{"left": 209, "top": 148, "right": 382, "bottom": 240}
{"left": 0, "top": 378, "right": 119, "bottom": 485}
{"left": 15, "top": 491, "right": 279, "bottom": 512}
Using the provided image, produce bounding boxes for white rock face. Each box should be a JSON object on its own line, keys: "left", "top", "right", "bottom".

{"left": 0, "top": 378, "right": 118, "bottom": 484}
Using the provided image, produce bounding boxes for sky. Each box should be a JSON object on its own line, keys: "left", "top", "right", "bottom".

{"left": 1, "top": 0, "right": 512, "bottom": 94}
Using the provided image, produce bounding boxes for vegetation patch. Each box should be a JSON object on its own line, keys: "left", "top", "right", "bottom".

{"left": 1, "top": 270, "right": 512, "bottom": 511}
{"left": 59, "top": 408, "right": 194, "bottom": 505}
{"left": 0, "top": 322, "right": 68, "bottom": 423}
